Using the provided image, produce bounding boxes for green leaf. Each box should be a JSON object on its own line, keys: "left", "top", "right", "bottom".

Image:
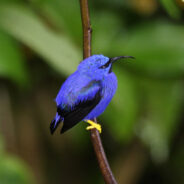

{"left": 123, "top": 22, "right": 184, "bottom": 78}
{"left": 0, "top": 30, "right": 28, "bottom": 85}
{"left": 0, "top": 4, "right": 81, "bottom": 76}
{"left": 0, "top": 136, "right": 34, "bottom": 184}
{"left": 0, "top": 156, "right": 35, "bottom": 184}
{"left": 92, "top": 11, "right": 124, "bottom": 55}
{"left": 160, "top": 0, "right": 181, "bottom": 19}
{"left": 35, "top": 0, "right": 82, "bottom": 44}
{"left": 137, "top": 79, "right": 183, "bottom": 162}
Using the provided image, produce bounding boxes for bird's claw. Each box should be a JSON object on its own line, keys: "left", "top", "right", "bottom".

{"left": 85, "top": 120, "right": 102, "bottom": 133}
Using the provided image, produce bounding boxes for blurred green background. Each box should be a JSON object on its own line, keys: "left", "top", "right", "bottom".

{"left": 0, "top": 0, "right": 184, "bottom": 184}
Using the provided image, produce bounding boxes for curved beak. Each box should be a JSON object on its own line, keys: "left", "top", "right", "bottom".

{"left": 110, "top": 56, "right": 135, "bottom": 63}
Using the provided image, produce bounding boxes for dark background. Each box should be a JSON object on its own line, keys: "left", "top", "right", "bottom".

{"left": 0, "top": 0, "right": 184, "bottom": 184}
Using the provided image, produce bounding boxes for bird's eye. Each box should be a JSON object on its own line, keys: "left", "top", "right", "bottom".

{"left": 100, "top": 65, "right": 106, "bottom": 69}
{"left": 99, "top": 60, "right": 111, "bottom": 69}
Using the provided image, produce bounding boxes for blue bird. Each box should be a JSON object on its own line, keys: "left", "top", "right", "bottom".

{"left": 50, "top": 54, "right": 134, "bottom": 134}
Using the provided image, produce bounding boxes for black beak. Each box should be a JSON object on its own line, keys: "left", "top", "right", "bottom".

{"left": 110, "top": 56, "right": 135, "bottom": 63}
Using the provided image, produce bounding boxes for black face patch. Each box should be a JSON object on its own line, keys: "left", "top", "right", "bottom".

{"left": 109, "top": 65, "right": 112, "bottom": 73}
{"left": 99, "top": 59, "right": 111, "bottom": 69}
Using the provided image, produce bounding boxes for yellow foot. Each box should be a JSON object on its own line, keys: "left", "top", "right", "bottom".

{"left": 85, "top": 120, "right": 102, "bottom": 133}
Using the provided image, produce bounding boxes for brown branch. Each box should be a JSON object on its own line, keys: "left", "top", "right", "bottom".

{"left": 80, "top": 0, "right": 92, "bottom": 58}
{"left": 79, "top": 1, "right": 118, "bottom": 184}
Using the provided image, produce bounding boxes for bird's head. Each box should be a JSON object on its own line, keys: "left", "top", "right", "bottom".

{"left": 78, "top": 54, "right": 134, "bottom": 80}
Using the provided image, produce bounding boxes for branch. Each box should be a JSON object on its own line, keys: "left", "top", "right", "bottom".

{"left": 79, "top": 1, "right": 118, "bottom": 183}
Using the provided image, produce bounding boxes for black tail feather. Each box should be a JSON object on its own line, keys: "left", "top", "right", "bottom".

{"left": 50, "top": 113, "right": 62, "bottom": 134}
{"left": 50, "top": 119, "right": 57, "bottom": 134}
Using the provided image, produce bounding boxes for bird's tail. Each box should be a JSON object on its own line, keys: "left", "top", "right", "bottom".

{"left": 50, "top": 112, "right": 62, "bottom": 134}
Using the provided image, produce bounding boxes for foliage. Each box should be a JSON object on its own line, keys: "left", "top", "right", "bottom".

{"left": 0, "top": 137, "right": 34, "bottom": 184}
{"left": 0, "top": 0, "right": 183, "bottom": 184}
{"left": 0, "top": 30, "right": 28, "bottom": 86}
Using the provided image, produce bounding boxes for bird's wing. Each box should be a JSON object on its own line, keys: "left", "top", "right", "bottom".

{"left": 56, "top": 74, "right": 102, "bottom": 133}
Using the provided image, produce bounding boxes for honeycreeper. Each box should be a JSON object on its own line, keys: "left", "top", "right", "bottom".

{"left": 50, "top": 55, "right": 134, "bottom": 134}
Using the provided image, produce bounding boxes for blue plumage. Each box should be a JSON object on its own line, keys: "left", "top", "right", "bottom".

{"left": 50, "top": 54, "right": 133, "bottom": 134}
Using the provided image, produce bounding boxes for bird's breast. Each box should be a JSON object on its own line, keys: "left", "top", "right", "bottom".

{"left": 101, "top": 72, "right": 117, "bottom": 98}
{"left": 84, "top": 72, "right": 117, "bottom": 119}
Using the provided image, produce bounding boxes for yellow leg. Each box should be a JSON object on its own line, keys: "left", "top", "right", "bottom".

{"left": 85, "top": 120, "right": 102, "bottom": 133}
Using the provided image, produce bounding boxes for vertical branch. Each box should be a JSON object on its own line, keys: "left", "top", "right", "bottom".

{"left": 80, "top": 0, "right": 92, "bottom": 58}
{"left": 79, "top": 1, "right": 118, "bottom": 184}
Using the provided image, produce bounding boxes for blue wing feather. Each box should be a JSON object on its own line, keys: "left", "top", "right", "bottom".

{"left": 56, "top": 71, "right": 101, "bottom": 107}
{"left": 50, "top": 71, "right": 102, "bottom": 134}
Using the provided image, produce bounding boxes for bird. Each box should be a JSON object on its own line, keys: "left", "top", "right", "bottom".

{"left": 50, "top": 54, "right": 134, "bottom": 134}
